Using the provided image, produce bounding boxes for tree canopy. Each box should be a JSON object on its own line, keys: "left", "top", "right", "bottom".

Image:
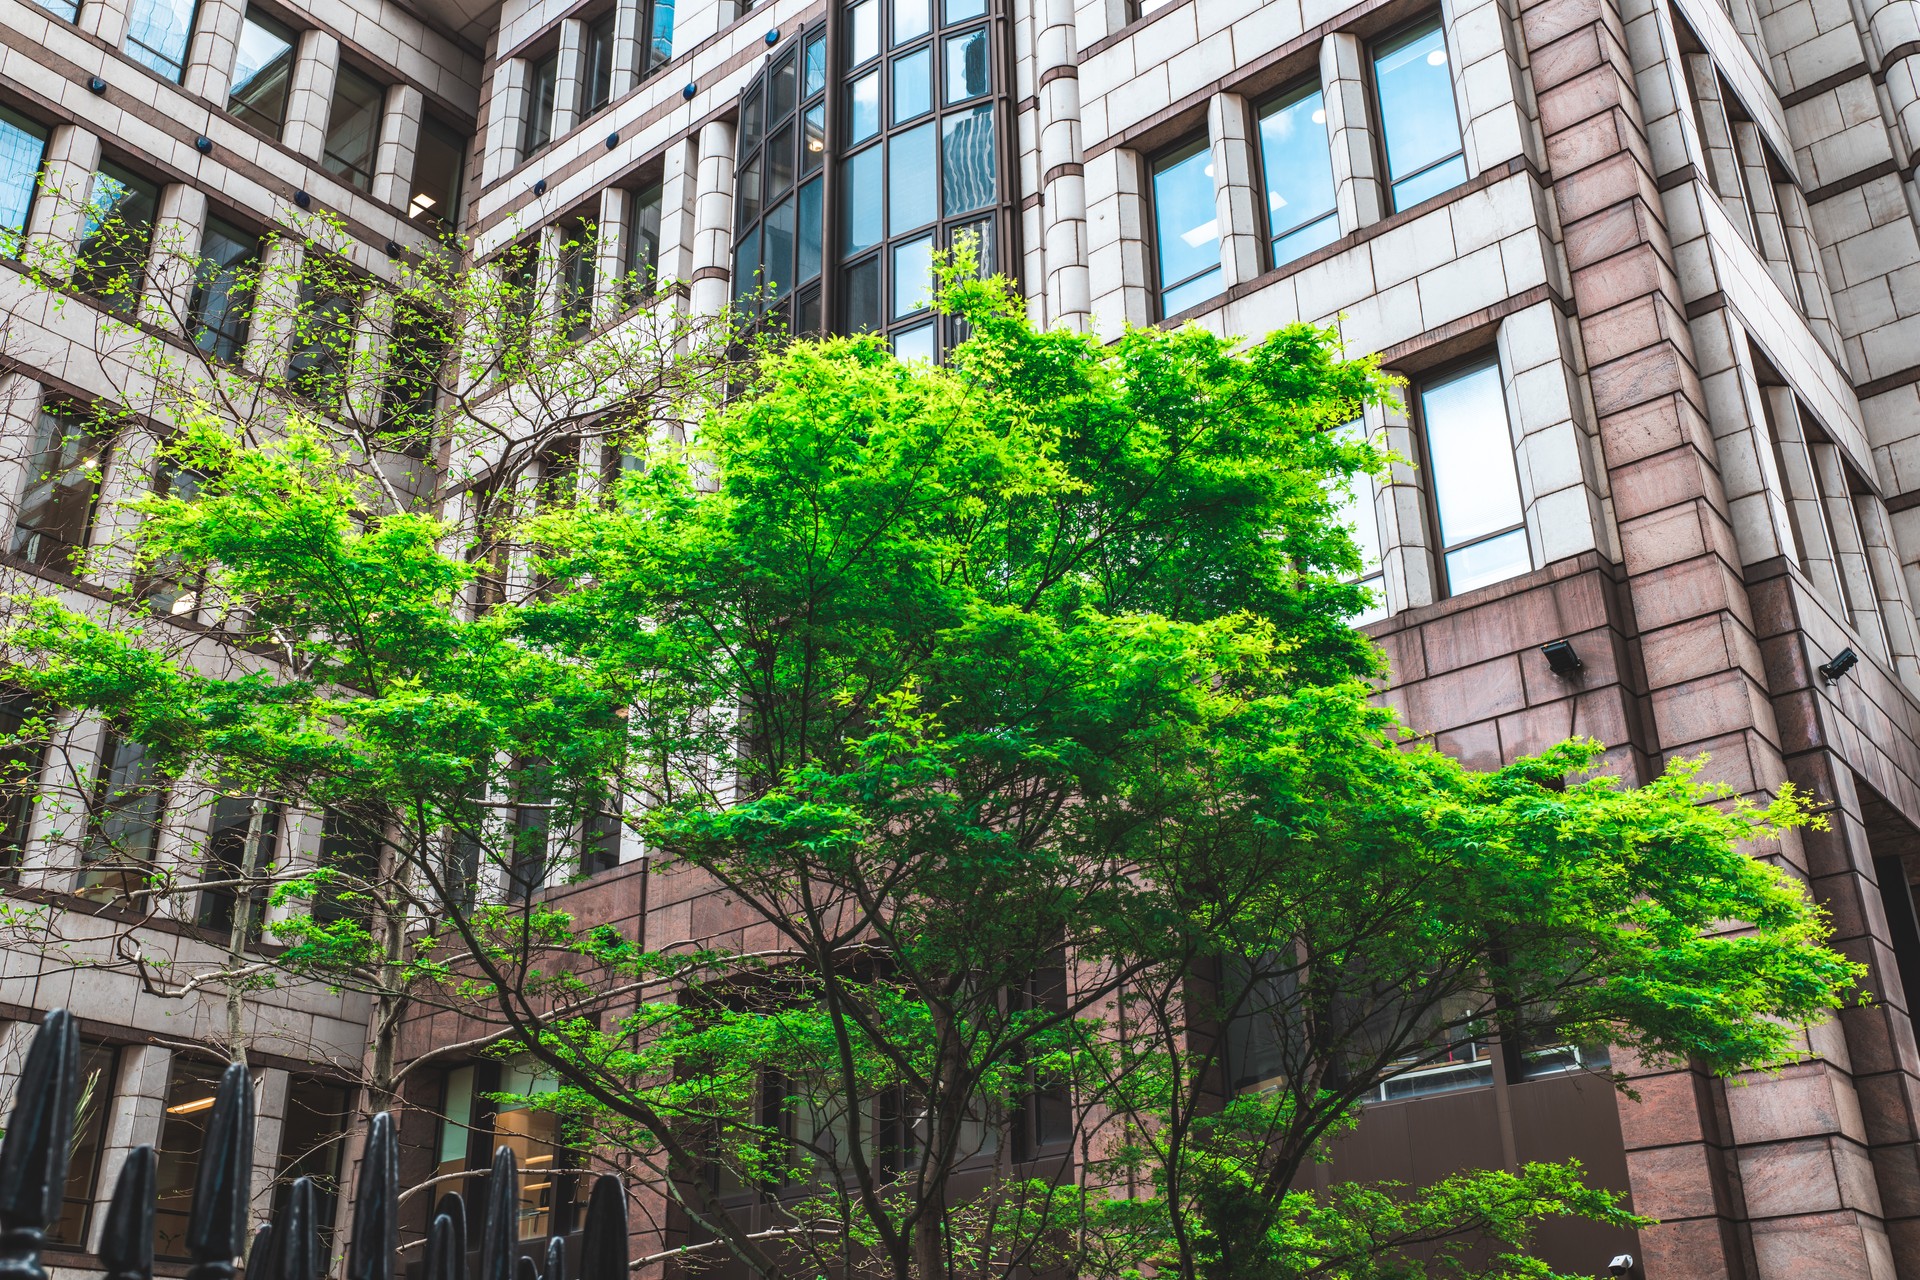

{"left": 0, "top": 265, "right": 1861, "bottom": 1280}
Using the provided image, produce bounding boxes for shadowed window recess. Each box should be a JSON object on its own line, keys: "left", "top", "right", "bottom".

{"left": 323, "top": 63, "right": 386, "bottom": 193}
{"left": 188, "top": 216, "right": 261, "bottom": 362}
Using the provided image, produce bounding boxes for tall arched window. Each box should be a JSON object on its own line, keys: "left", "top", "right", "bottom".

{"left": 732, "top": 0, "right": 1012, "bottom": 359}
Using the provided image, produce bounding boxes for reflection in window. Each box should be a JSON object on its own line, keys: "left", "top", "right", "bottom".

{"left": 523, "top": 50, "right": 559, "bottom": 158}
{"left": 276, "top": 1076, "right": 351, "bottom": 1252}
{"left": 323, "top": 63, "right": 384, "bottom": 193}
{"left": 736, "top": 31, "right": 827, "bottom": 332}
{"left": 228, "top": 9, "right": 297, "bottom": 136}
{"left": 1257, "top": 84, "right": 1338, "bottom": 266}
{"left": 125, "top": 0, "right": 198, "bottom": 81}
{"left": 580, "top": 10, "right": 616, "bottom": 117}
{"left": 1150, "top": 138, "right": 1221, "bottom": 317}
{"left": 189, "top": 216, "right": 259, "bottom": 363}
{"left": 622, "top": 179, "right": 664, "bottom": 304}
{"left": 1373, "top": 17, "right": 1466, "bottom": 211}
{"left": 48, "top": 1040, "right": 116, "bottom": 1245}
{"left": 135, "top": 459, "right": 208, "bottom": 616}
{"left": 76, "top": 163, "right": 159, "bottom": 312}
{"left": 1419, "top": 361, "right": 1530, "bottom": 595}
{"left": 155, "top": 1057, "right": 229, "bottom": 1257}
{"left": 79, "top": 733, "right": 168, "bottom": 903}
{"left": 435, "top": 1062, "right": 581, "bottom": 1241}
{"left": 1330, "top": 422, "right": 1385, "bottom": 624}
{"left": 33, "top": 0, "right": 78, "bottom": 21}
{"left": 196, "top": 794, "right": 282, "bottom": 935}
{"left": 0, "top": 108, "right": 48, "bottom": 257}
{"left": 11, "top": 404, "right": 110, "bottom": 574}
{"left": 0, "top": 692, "right": 48, "bottom": 873}
{"left": 646, "top": 0, "right": 675, "bottom": 72}
{"left": 409, "top": 115, "right": 466, "bottom": 236}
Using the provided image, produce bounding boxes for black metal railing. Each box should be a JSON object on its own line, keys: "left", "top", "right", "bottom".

{"left": 0, "top": 1011, "right": 630, "bottom": 1280}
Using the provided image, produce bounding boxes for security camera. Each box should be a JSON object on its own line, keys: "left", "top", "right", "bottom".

{"left": 1609, "top": 1255, "right": 1635, "bottom": 1278}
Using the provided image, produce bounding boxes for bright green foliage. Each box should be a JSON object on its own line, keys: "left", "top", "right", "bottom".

{"left": 0, "top": 266, "right": 1861, "bottom": 1280}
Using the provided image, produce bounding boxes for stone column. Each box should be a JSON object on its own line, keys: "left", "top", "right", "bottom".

{"left": 552, "top": 19, "right": 587, "bottom": 138}
{"left": 1860, "top": 0, "right": 1920, "bottom": 174}
{"left": 143, "top": 182, "right": 209, "bottom": 335}
{"left": 282, "top": 30, "right": 342, "bottom": 165}
{"left": 248, "top": 1067, "right": 290, "bottom": 1222}
{"left": 1367, "top": 395, "right": 1438, "bottom": 611}
{"left": 687, "top": 119, "right": 736, "bottom": 318}
{"left": 654, "top": 135, "right": 700, "bottom": 292}
{"left": 89, "top": 1043, "right": 171, "bottom": 1254}
{"left": 372, "top": 84, "right": 426, "bottom": 210}
{"left": 612, "top": 0, "right": 645, "bottom": 93}
{"left": 1438, "top": 0, "right": 1541, "bottom": 175}
{"left": 483, "top": 58, "right": 531, "bottom": 185}
{"left": 181, "top": 0, "right": 246, "bottom": 102}
{"left": 243, "top": 233, "right": 304, "bottom": 381}
{"left": 24, "top": 125, "right": 102, "bottom": 278}
{"left": 1206, "top": 92, "right": 1261, "bottom": 290}
{"left": 1036, "top": 0, "right": 1088, "bottom": 330}
{"left": 595, "top": 185, "right": 632, "bottom": 319}
{"left": 1319, "top": 32, "right": 1384, "bottom": 234}
{"left": 78, "top": 0, "right": 131, "bottom": 49}
{"left": 1084, "top": 147, "right": 1152, "bottom": 336}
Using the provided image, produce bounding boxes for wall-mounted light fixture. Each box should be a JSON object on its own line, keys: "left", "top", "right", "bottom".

{"left": 1819, "top": 647, "right": 1859, "bottom": 684}
{"left": 1541, "top": 639, "right": 1582, "bottom": 677}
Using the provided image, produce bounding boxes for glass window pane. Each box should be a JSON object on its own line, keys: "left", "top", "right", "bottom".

{"left": 850, "top": 0, "right": 879, "bottom": 64}
{"left": 33, "top": 0, "right": 79, "bottom": 20}
{"left": 1391, "top": 154, "right": 1468, "bottom": 210}
{"left": 228, "top": 9, "right": 296, "bottom": 135}
{"left": 945, "top": 0, "right": 986, "bottom": 22}
{"left": 893, "top": 48, "right": 931, "bottom": 122}
{"left": 125, "top": 0, "right": 197, "bottom": 80}
{"left": 0, "top": 108, "right": 49, "bottom": 256}
{"left": 1258, "top": 86, "right": 1335, "bottom": 245}
{"left": 740, "top": 87, "right": 763, "bottom": 154}
{"left": 804, "top": 32, "right": 827, "bottom": 95}
{"left": 802, "top": 102, "right": 825, "bottom": 173}
{"left": 893, "top": 323, "right": 935, "bottom": 363}
{"left": 189, "top": 215, "right": 259, "bottom": 362}
{"left": 895, "top": 0, "right": 931, "bottom": 42}
{"left": 941, "top": 102, "right": 995, "bottom": 215}
{"left": 47, "top": 1041, "right": 115, "bottom": 1246}
{"left": 769, "top": 49, "right": 797, "bottom": 120}
{"left": 1420, "top": 362, "right": 1525, "bottom": 550}
{"left": 409, "top": 115, "right": 465, "bottom": 236}
{"left": 1273, "top": 213, "right": 1338, "bottom": 266}
{"left": 1445, "top": 527, "right": 1531, "bottom": 594}
{"left": 796, "top": 176, "right": 823, "bottom": 283}
{"left": 647, "top": 0, "right": 675, "bottom": 71}
{"left": 154, "top": 1058, "right": 227, "bottom": 1257}
{"left": 323, "top": 64, "right": 384, "bottom": 191}
{"left": 843, "top": 145, "right": 883, "bottom": 251}
{"left": 625, "top": 179, "right": 663, "bottom": 294}
{"left": 1373, "top": 20, "right": 1463, "bottom": 202}
{"left": 523, "top": 52, "right": 557, "bottom": 155}
{"left": 845, "top": 255, "right": 881, "bottom": 332}
{"left": 736, "top": 153, "right": 761, "bottom": 230}
{"left": 950, "top": 216, "right": 992, "bottom": 273}
{"left": 849, "top": 72, "right": 880, "bottom": 143}
{"left": 581, "top": 11, "right": 616, "bottom": 114}
{"left": 76, "top": 163, "right": 159, "bottom": 311}
{"left": 768, "top": 121, "right": 795, "bottom": 195}
{"left": 890, "top": 121, "right": 937, "bottom": 232}
{"left": 732, "top": 224, "right": 760, "bottom": 304}
{"left": 943, "top": 27, "right": 988, "bottom": 103}
{"left": 1151, "top": 139, "right": 1220, "bottom": 306}
{"left": 893, "top": 234, "right": 933, "bottom": 317}
{"left": 12, "top": 405, "right": 109, "bottom": 573}
{"left": 764, "top": 196, "right": 795, "bottom": 298}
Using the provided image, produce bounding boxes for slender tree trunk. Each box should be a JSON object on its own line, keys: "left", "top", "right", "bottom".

{"left": 222, "top": 791, "right": 272, "bottom": 1068}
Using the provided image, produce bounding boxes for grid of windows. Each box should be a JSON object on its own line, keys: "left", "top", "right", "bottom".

{"left": 735, "top": 28, "right": 828, "bottom": 335}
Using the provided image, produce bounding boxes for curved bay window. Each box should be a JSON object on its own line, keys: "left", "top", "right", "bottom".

{"left": 732, "top": 0, "right": 1013, "bottom": 359}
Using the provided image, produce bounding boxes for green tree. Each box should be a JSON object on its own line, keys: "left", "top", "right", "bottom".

{"left": 0, "top": 264, "right": 1859, "bottom": 1280}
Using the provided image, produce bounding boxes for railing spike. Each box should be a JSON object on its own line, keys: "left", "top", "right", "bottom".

{"left": 433, "top": 1192, "right": 468, "bottom": 1280}
{"left": 271, "top": 1177, "right": 321, "bottom": 1280}
{"left": 476, "top": 1148, "right": 517, "bottom": 1280}
{"left": 98, "top": 1145, "right": 156, "bottom": 1280}
{"left": 184, "top": 1061, "right": 254, "bottom": 1280}
{"left": 515, "top": 1256, "right": 539, "bottom": 1280}
{"left": 246, "top": 1225, "right": 273, "bottom": 1280}
{"left": 544, "top": 1235, "right": 564, "bottom": 1280}
{"left": 578, "top": 1177, "right": 626, "bottom": 1280}
{"left": 0, "top": 1008, "right": 79, "bottom": 1280}
{"left": 423, "top": 1213, "right": 457, "bottom": 1280}
{"left": 345, "top": 1112, "right": 398, "bottom": 1280}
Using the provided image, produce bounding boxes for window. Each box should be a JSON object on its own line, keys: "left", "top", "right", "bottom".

{"left": 1372, "top": 17, "right": 1465, "bottom": 211}
{"left": 1417, "top": 361, "right": 1531, "bottom": 595}
{"left": 0, "top": 692, "right": 48, "bottom": 872}
{"left": 275, "top": 1077, "right": 351, "bottom": 1253}
{"left": 134, "top": 458, "right": 207, "bottom": 615}
{"left": 125, "top": 0, "right": 199, "bottom": 80}
{"left": 228, "top": 9, "right": 297, "bottom": 136}
{"left": 645, "top": 0, "right": 675, "bottom": 74}
{"left": 1257, "top": 83, "right": 1338, "bottom": 267}
{"left": 314, "top": 813, "right": 378, "bottom": 924}
{"left": 558, "top": 218, "right": 595, "bottom": 339}
{"left": 78, "top": 732, "right": 168, "bottom": 903}
{"left": 0, "top": 107, "right": 48, "bottom": 255}
{"left": 584, "top": 793, "right": 621, "bottom": 874}
{"left": 522, "top": 50, "right": 559, "bottom": 158}
{"left": 47, "top": 1040, "right": 116, "bottom": 1245}
{"left": 409, "top": 115, "right": 466, "bottom": 237}
{"left": 580, "top": 11, "right": 616, "bottom": 117}
{"left": 509, "top": 761, "right": 550, "bottom": 902}
{"left": 380, "top": 295, "right": 447, "bottom": 446}
{"left": 1331, "top": 422, "right": 1385, "bottom": 623}
{"left": 75, "top": 163, "right": 160, "bottom": 312}
{"left": 435, "top": 1061, "right": 580, "bottom": 1239}
{"left": 188, "top": 216, "right": 259, "bottom": 362}
{"left": 736, "top": 29, "right": 827, "bottom": 334}
{"left": 287, "top": 274, "right": 358, "bottom": 409}
{"left": 1149, "top": 137, "right": 1221, "bottom": 317}
{"left": 155, "top": 1056, "right": 229, "bottom": 1257}
{"left": 621, "top": 179, "right": 664, "bottom": 305}
{"left": 33, "top": 0, "right": 78, "bottom": 21}
{"left": 196, "top": 794, "right": 281, "bottom": 936}
{"left": 323, "top": 63, "right": 384, "bottom": 193}
{"left": 11, "top": 403, "right": 110, "bottom": 574}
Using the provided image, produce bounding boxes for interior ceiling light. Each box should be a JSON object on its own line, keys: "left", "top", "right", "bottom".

{"left": 167, "top": 1095, "right": 217, "bottom": 1114}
